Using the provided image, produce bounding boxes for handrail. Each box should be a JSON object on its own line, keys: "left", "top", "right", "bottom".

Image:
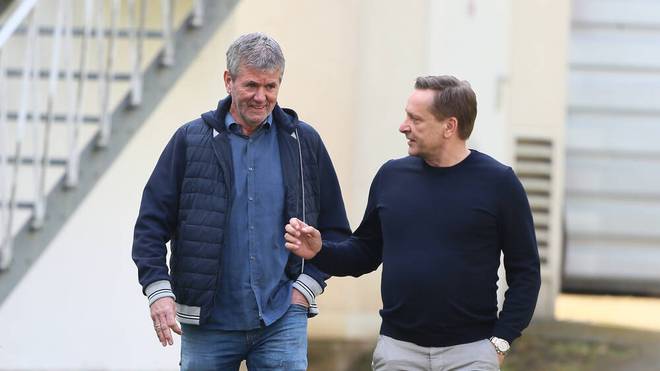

{"left": 0, "top": 47, "right": 11, "bottom": 270}
{"left": 128, "top": 0, "right": 146, "bottom": 106}
{"left": 161, "top": 0, "right": 174, "bottom": 66}
{"left": 0, "top": 0, "right": 38, "bottom": 48}
{"left": 98, "top": 0, "right": 121, "bottom": 148}
{"left": 0, "top": 0, "right": 204, "bottom": 270}
{"left": 34, "top": 0, "right": 67, "bottom": 229}
{"left": 65, "top": 0, "right": 93, "bottom": 188}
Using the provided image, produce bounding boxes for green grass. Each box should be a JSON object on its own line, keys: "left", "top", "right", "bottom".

{"left": 502, "top": 335, "right": 638, "bottom": 371}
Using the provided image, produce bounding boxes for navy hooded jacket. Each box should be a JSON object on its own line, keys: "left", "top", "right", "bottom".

{"left": 132, "top": 97, "right": 351, "bottom": 325}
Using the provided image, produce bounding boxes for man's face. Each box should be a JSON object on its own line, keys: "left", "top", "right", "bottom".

{"left": 399, "top": 89, "right": 451, "bottom": 159}
{"left": 224, "top": 64, "right": 281, "bottom": 129}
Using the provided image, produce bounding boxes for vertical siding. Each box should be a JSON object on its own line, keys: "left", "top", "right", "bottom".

{"left": 565, "top": 0, "right": 660, "bottom": 293}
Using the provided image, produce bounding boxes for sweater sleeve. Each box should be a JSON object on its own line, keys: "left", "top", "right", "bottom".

{"left": 131, "top": 127, "right": 187, "bottom": 295}
{"left": 492, "top": 167, "right": 542, "bottom": 343}
{"left": 311, "top": 165, "right": 385, "bottom": 277}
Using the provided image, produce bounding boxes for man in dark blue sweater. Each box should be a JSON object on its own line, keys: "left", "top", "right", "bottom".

{"left": 285, "top": 76, "right": 541, "bottom": 370}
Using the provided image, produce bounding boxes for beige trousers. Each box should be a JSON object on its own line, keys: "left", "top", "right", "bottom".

{"left": 372, "top": 335, "right": 500, "bottom": 371}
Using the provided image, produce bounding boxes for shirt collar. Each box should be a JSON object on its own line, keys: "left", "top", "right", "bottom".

{"left": 225, "top": 112, "right": 273, "bottom": 133}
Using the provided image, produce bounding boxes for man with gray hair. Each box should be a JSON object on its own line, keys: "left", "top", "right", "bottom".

{"left": 285, "top": 75, "right": 541, "bottom": 370}
{"left": 132, "top": 32, "right": 350, "bottom": 370}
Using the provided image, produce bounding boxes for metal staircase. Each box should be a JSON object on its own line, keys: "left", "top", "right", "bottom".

{"left": 0, "top": 0, "right": 233, "bottom": 278}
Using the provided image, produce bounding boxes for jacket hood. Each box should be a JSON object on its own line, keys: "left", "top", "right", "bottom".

{"left": 201, "top": 96, "right": 300, "bottom": 134}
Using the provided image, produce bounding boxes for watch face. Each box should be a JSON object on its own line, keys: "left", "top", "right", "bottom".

{"left": 495, "top": 338, "right": 510, "bottom": 352}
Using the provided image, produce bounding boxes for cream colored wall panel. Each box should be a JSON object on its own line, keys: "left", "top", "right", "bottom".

{"left": 566, "top": 198, "right": 660, "bottom": 239}
{"left": 569, "top": 72, "right": 660, "bottom": 112}
{"left": 567, "top": 113, "right": 660, "bottom": 154}
{"left": 427, "top": 0, "right": 511, "bottom": 162}
{"left": 509, "top": 0, "right": 569, "bottom": 319}
{"left": 350, "top": 0, "right": 428, "bottom": 224}
{"left": 565, "top": 241, "right": 660, "bottom": 280}
{"left": 572, "top": 0, "right": 660, "bottom": 26}
{"left": 225, "top": 0, "right": 360, "bottom": 208}
{"left": 567, "top": 156, "right": 660, "bottom": 195}
{"left": 566, "top": 0, "right": 660, "bottom": 294}
{"left": 570, "top": 29, "right": 660, "bottom": 70}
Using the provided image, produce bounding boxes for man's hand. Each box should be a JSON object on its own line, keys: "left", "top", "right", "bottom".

{"left": 284, "top": 218, "right": 322, "bottom": 259}
{"left": 497, "top": 353, "right": 504, "bottom": 366}
{"left": 291, "top": 288, "right": 310, "bottom": 308}
{"left": 150, "top": 296, "right": 182, "bottom": 346}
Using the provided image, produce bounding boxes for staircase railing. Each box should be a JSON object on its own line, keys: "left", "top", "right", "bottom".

{"left": 0, "top": 0, "right": 204, "bottom": 270}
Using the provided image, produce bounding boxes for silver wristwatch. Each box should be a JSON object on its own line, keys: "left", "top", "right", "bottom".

{"left": 489, "top": 336, "right": 510, "bottom": 355}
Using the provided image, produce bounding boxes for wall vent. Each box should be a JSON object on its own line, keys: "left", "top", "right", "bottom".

{"left": 514, "top": 137, "right": 553, "bottom": 268}
{"left": 512, "top": 136, "right": 561, "bottom": 320}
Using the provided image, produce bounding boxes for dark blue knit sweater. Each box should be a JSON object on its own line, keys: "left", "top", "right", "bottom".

{"left": 312, "top": 150, "right": 541, "bottom": 347}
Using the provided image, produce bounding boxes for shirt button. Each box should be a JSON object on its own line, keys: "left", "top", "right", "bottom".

{"left": 250, "top": 226, "right": 255, "bottom": 230}
{"left": 248, "top": 167, "right": 254, "bottom": 171}
{"left": 250, "top": 256, "right": 255, "bottom": 261}
{"left": 248, "top": 196, "right": 254, "bottom": 201}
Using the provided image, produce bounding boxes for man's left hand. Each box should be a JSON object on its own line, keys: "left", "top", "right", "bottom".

{"left": 497, "top": 353, "right": 504, "bottom": 366}
{"left": 291, "top": 288, "right": 309, "bottom": 308}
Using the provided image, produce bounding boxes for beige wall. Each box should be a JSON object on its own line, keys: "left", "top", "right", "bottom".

{"left": 224, "top": 0, "right": 430, "bottom": 339}
{"left": 508, "top": 0, "right": 570, "bottom": 318}
{"left": 225, "top": 0, "right": 570, "bottom": 338}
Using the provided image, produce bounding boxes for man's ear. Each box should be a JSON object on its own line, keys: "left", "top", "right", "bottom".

{"left": 443, "top": 117, "right": 459, "bottom": 138}
{"left": 223, "top": 70, "right": 232, "bottom": 94}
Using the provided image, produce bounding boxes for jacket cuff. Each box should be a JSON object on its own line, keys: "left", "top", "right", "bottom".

{"left": 145, "top": 280, "right": 176, "bottom": 306}
{"left": 292, "top": 273, "right": 323, "bottom": 317}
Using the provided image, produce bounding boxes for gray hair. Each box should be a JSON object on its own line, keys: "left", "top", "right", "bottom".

{"left": 226, "top": 32, "right": 285, "bottom": 78}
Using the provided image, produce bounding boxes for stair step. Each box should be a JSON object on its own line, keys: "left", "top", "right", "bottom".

{"left": 5, "top": 69, "right": 132, "bottom": 81}
{"left": 8, "top": 164, "right": 66, "bottom": 205}
{"left": 28, "top": 0, "right": 197, "bottom": 33}
{"left": 1, "top": 35, "right": 164, "bottom": 74}
{"left": 3, "top": 121, "right": 99, "bottom": 160}
{"left": 8, "top": 208, "right": 32, "bottom": 236}
{"left": 2, "top": 78, "right": 131, "bottom": 119}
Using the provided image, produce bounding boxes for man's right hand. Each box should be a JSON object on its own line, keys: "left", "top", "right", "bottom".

{"left": 150, "top": 296, "right": 182, "bottom": 346}
{"left": 285, "top": 217, "right": 322, "bottom": 259}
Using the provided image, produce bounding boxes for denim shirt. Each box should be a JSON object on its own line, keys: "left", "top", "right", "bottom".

{"left": 206, "top": 113, "right": 291, "bottom": 330}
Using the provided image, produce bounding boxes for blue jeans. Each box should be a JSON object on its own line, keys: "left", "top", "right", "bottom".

{"left": 180, "top": 304, "right": 308, "bottom": 371}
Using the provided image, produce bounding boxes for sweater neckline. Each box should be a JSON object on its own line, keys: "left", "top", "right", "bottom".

{"left": 420, "top": 149, "right": 476, "bottom": 172}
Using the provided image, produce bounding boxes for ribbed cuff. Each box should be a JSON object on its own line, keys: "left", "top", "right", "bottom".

{"left": 145, "top": 280, "right": 176, "bottom": 306}
{"left": 292, "top": 273, "right": 323, "bottom": 317}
